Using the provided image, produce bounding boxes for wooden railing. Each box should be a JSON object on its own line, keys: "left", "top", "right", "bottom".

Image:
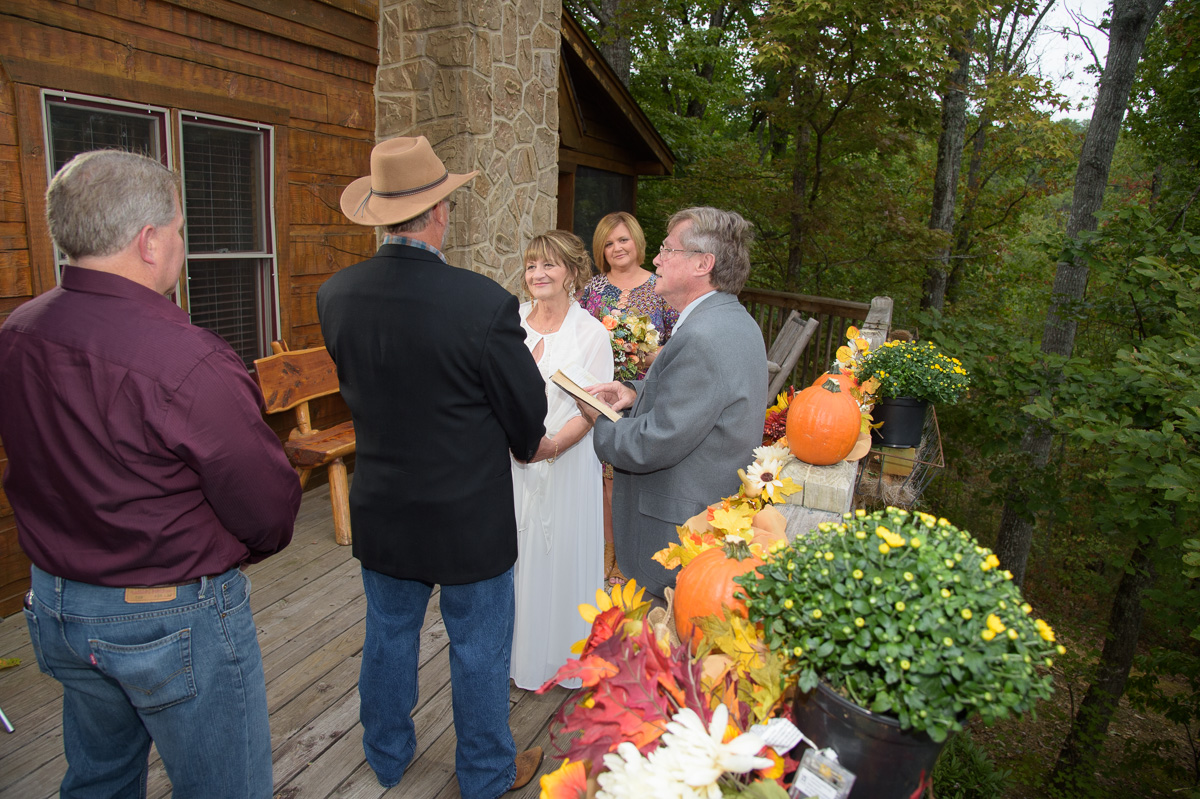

{"left": 739, "top": 288, "right": 893, "bottom": 392}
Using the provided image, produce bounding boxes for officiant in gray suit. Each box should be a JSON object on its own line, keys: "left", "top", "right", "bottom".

{"left": 577, "top": 207, "right": 768, "bottom": 597}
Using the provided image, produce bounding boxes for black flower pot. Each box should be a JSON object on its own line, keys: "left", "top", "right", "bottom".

{"left": 792, "top": 683, "right": 952, "bottom": 799}
{"left": 870, "top": 397, "right": 929, "bottom": 449}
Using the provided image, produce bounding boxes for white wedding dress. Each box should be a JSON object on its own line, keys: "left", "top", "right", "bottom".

{"left": 510, "top": 300, "right": 613, "bottom": 690}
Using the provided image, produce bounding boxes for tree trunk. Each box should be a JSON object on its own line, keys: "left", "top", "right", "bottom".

{"left": 923, "top": 32, "right": 973, "bottom": 312}
{"left": 946, "top": 111, "right": 990, "bottom": 305}
{"left": 992, "top": 0, "right": 1166, "bottom": 587}
{"left": 1049, "top": 541, "right": 1156, "bottom": 792}
{"left": 786, "top": 72, "right": 811, "bottom": 293}
{"left": 597, "top": 0, "right": 632, "bottom": 86}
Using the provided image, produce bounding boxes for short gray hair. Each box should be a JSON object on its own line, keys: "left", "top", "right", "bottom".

{"left": 384, "top": 205, "right": 435, "bottom": 235}
{"left": 46, "top": 150, "right": 181, "bottom": 260}
{"left": 668, "top": 207, "right": 754, "bottom": 294}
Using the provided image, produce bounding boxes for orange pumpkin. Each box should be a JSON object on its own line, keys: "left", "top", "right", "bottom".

{"left": 786, "top": 377, "right": 861, "bottom": 465}
{"left": 674, "top": 542, "right": 763, "bottom": 648}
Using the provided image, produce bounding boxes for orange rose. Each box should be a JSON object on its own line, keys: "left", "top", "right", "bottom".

{"left": 601, "top": 315, "right": 618, "bottom": 330}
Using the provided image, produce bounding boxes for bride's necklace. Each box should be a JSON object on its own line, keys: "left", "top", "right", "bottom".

{"left": 530, "top": 301, "right": 567, "bottom": 334}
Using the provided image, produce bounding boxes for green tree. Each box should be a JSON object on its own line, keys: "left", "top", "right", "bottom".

{"left": 753, "top": 0, "right": 956, "bottom": 292}
{"left": 993, "top": 0, "right": 1167, "bottom": 587}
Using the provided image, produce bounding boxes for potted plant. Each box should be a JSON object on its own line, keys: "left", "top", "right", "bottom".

{"left": 737, "top": 507, "right": 1061, "bottom": 798}
{"left": 853, "top": 340, "right": 970, "bottom": 448}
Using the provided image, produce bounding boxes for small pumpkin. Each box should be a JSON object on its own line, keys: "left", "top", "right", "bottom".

{"left": 674, "top": 539, "right": 763, "bottom": 648}
{"left": 750, "top": 505, "right": 787, "bottom": 548}
{"left": 786, "top": 376, "right": 861, "bottom": 465}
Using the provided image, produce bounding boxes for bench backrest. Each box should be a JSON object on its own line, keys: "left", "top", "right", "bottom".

{"left": 253, "top": 346, "right": 341, "bottom": 417}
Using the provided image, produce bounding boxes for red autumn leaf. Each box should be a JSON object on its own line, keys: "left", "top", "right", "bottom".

{"left": 537, "top": 655, "right": 619, "bottom": 694}
{"left": 579, "top": 606, "right": 626, "bottom": 658}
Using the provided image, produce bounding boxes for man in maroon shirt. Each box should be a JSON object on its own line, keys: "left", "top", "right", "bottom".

{"left": 0, "top": 150, "right": 301, "bottom": 798}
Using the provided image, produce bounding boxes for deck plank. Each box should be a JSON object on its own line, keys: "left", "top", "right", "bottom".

{"left": 0, "top": 483, "right": 577, "bottom": 798}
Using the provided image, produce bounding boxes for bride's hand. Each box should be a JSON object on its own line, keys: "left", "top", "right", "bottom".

{"left": 525, "top": 436, "right": 559, "bottom": 463}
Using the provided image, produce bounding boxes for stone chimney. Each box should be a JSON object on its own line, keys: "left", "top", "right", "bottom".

{"left": 377, "top": 0, "right": 561, "bottom": 292}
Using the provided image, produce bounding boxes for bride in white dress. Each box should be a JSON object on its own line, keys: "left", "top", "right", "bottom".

{"left": 511, "top": 230, "right": 614, "bottom": 690}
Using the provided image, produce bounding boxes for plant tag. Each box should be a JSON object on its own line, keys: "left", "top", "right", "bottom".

{"left": 748, "top": 718, "right": 803, "bottom": 752}
{"left": 788, "top": 748, "right": 854, "bottom": 799}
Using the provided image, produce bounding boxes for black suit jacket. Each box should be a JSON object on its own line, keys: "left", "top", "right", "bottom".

{"left": 317, "top": 243, "right": 547, "bottom": 584}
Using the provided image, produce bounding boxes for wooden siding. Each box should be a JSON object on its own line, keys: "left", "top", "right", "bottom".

{"left": 0, "top": 0, "right": 379, "bottom": 616}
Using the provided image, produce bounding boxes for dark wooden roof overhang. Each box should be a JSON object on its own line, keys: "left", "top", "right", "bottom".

{"left": 558, "top": 12, "right": 675, "bottom": 178}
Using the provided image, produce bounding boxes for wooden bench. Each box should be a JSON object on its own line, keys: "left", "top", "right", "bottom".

{"left": 254, "top": 343, "right": 355, "bottom": 546}
{"left": 766, "top": 310, "right": 820, "bottom": 402}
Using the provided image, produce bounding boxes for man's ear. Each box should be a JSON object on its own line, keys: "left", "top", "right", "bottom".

{"left": 695, "top": 252, "right": 716, "bottom": 277}
{"left": 134, "top": 224, "right": 158, "bottom": 264}
{"left": 432, "top": 200, "right": 449, "bottom": 226}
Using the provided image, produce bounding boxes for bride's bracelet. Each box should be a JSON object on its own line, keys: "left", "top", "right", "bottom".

{"left": 546, "top": 437, "right": 559, "bottom": 464}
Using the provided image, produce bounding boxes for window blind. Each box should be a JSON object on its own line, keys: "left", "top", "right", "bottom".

{"left": 186, "top": 258, "right": 261, "bottom": 368}
{"left": 182, "top": 124, "right": 263, "bottom": 254}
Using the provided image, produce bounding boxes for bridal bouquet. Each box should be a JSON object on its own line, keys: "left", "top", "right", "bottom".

{"left": 601, "top": 310, "right": 660, "bottom": 381}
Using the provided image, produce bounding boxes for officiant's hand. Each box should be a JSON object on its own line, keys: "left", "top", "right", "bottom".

{"left": 576, "top": 381, "right": 635, "bottom": 423}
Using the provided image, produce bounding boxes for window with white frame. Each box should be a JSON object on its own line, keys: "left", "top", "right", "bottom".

{"left": 43, "top": 93, "right": 280, "bottom": 368}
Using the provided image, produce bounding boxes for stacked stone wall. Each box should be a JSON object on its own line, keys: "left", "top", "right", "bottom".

{"left": 377, "top": 0, "right": 561, "bottom": 289}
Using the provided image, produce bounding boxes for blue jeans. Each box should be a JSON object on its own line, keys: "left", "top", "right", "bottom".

{"left": 359, "top": 566, "right": 517, "bottom": 799}
{"left": 23, "top": 565, "right": 272, "bottom": 799}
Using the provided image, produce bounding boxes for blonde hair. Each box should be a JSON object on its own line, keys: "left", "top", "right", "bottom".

{"left": 591, "top": 212, "right": 646, "bottom": 274}
{"left": 524, "top": 230, "right": 593, "bottom": 296}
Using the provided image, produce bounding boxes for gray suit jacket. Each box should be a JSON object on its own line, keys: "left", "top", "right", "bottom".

{"left": 593, "top": 292, "right": 767, "bottom": 596}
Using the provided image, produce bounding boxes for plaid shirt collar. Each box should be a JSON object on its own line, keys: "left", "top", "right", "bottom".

{"left": 381, "top": 234, "right": 448, "bottom": 264}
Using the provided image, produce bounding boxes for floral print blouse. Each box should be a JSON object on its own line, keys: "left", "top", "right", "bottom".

{"left": 577, "top": 273, "right": 678, "bottom": 380}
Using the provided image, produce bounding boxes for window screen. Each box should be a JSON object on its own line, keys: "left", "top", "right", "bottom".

{"left": 185, "top": 258, "right": 262, "bottom": 365}
{"left": 572, "top": 166, "right": 635, "bottom": 248}
{"left": 46, "top": 102, "right": 160, "bottom": 175}
{"left": 182, "top": 118, "right": 274, "bottom": 368}
{"left": 182, "top": 124, "right": 264, "bottom": 253}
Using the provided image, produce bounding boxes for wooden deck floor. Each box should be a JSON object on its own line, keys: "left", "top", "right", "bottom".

{"left": 0, "top": 484, "right": 571, "bottom": 798}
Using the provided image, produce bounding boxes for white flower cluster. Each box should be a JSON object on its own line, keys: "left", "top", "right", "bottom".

{"left": 596, "top": 705, "right": 774, "bottom": 799}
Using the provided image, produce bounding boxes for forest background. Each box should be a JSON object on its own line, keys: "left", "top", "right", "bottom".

{"left": 567, "top": 0, "right": 1199, "bottom": 795}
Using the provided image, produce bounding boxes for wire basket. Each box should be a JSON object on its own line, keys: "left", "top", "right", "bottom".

{"left": 854, "top": 404, "right": 945, "bottom": 511}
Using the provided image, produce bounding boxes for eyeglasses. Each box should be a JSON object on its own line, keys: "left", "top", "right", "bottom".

{"left": 447, "top": 200, "right": 457, "bottom": 213}
{"left": 658, "top": 244, "right": 704, "bottom": 257}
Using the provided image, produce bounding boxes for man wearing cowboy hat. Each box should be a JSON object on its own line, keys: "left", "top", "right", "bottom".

{"left": 317, "top": 136, "right": 548, "bottom": 797}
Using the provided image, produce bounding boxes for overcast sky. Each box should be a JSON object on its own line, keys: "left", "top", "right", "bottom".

{"left": 1034, "top": 0, "right": 1113, "bottom": 118}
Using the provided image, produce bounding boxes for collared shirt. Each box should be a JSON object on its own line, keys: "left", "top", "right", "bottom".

{"left": 673, "top": 290, "right": 718, "bottom": 333}
{"left": 381, "top": 233, "right": 448, "bottom": 263}
{"left": 0, "top": 266, "right": 301, "bottom": 587}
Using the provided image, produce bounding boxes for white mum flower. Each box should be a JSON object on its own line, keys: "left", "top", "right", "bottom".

{"left": 752, "top": 443, "right": 793, "bottom": 464}
{"left": 597, "top": 742, "right": 693, "bottom": 799}
{"left": 646, "top": 706, "right": 774, "bottom": 797}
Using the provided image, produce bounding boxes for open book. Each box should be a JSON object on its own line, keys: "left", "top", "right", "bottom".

{"left": 551, "top": 366, "right": 621, "bottom": 422}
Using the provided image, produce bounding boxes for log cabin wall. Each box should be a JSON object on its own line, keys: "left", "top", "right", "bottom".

{"left": 0, "top": 0, "right": 379, "bottom": 616}
{"left": 377, "top": 0, "right": 561, "bottom": 293}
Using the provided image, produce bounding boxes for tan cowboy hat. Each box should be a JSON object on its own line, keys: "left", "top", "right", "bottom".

{"left": 340, "top": 136, "right": 478, "bottom": 226}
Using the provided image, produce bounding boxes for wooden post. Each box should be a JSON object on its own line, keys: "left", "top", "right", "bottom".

{"left": 860, "top": 296, "right": 893, "bottom": 350}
